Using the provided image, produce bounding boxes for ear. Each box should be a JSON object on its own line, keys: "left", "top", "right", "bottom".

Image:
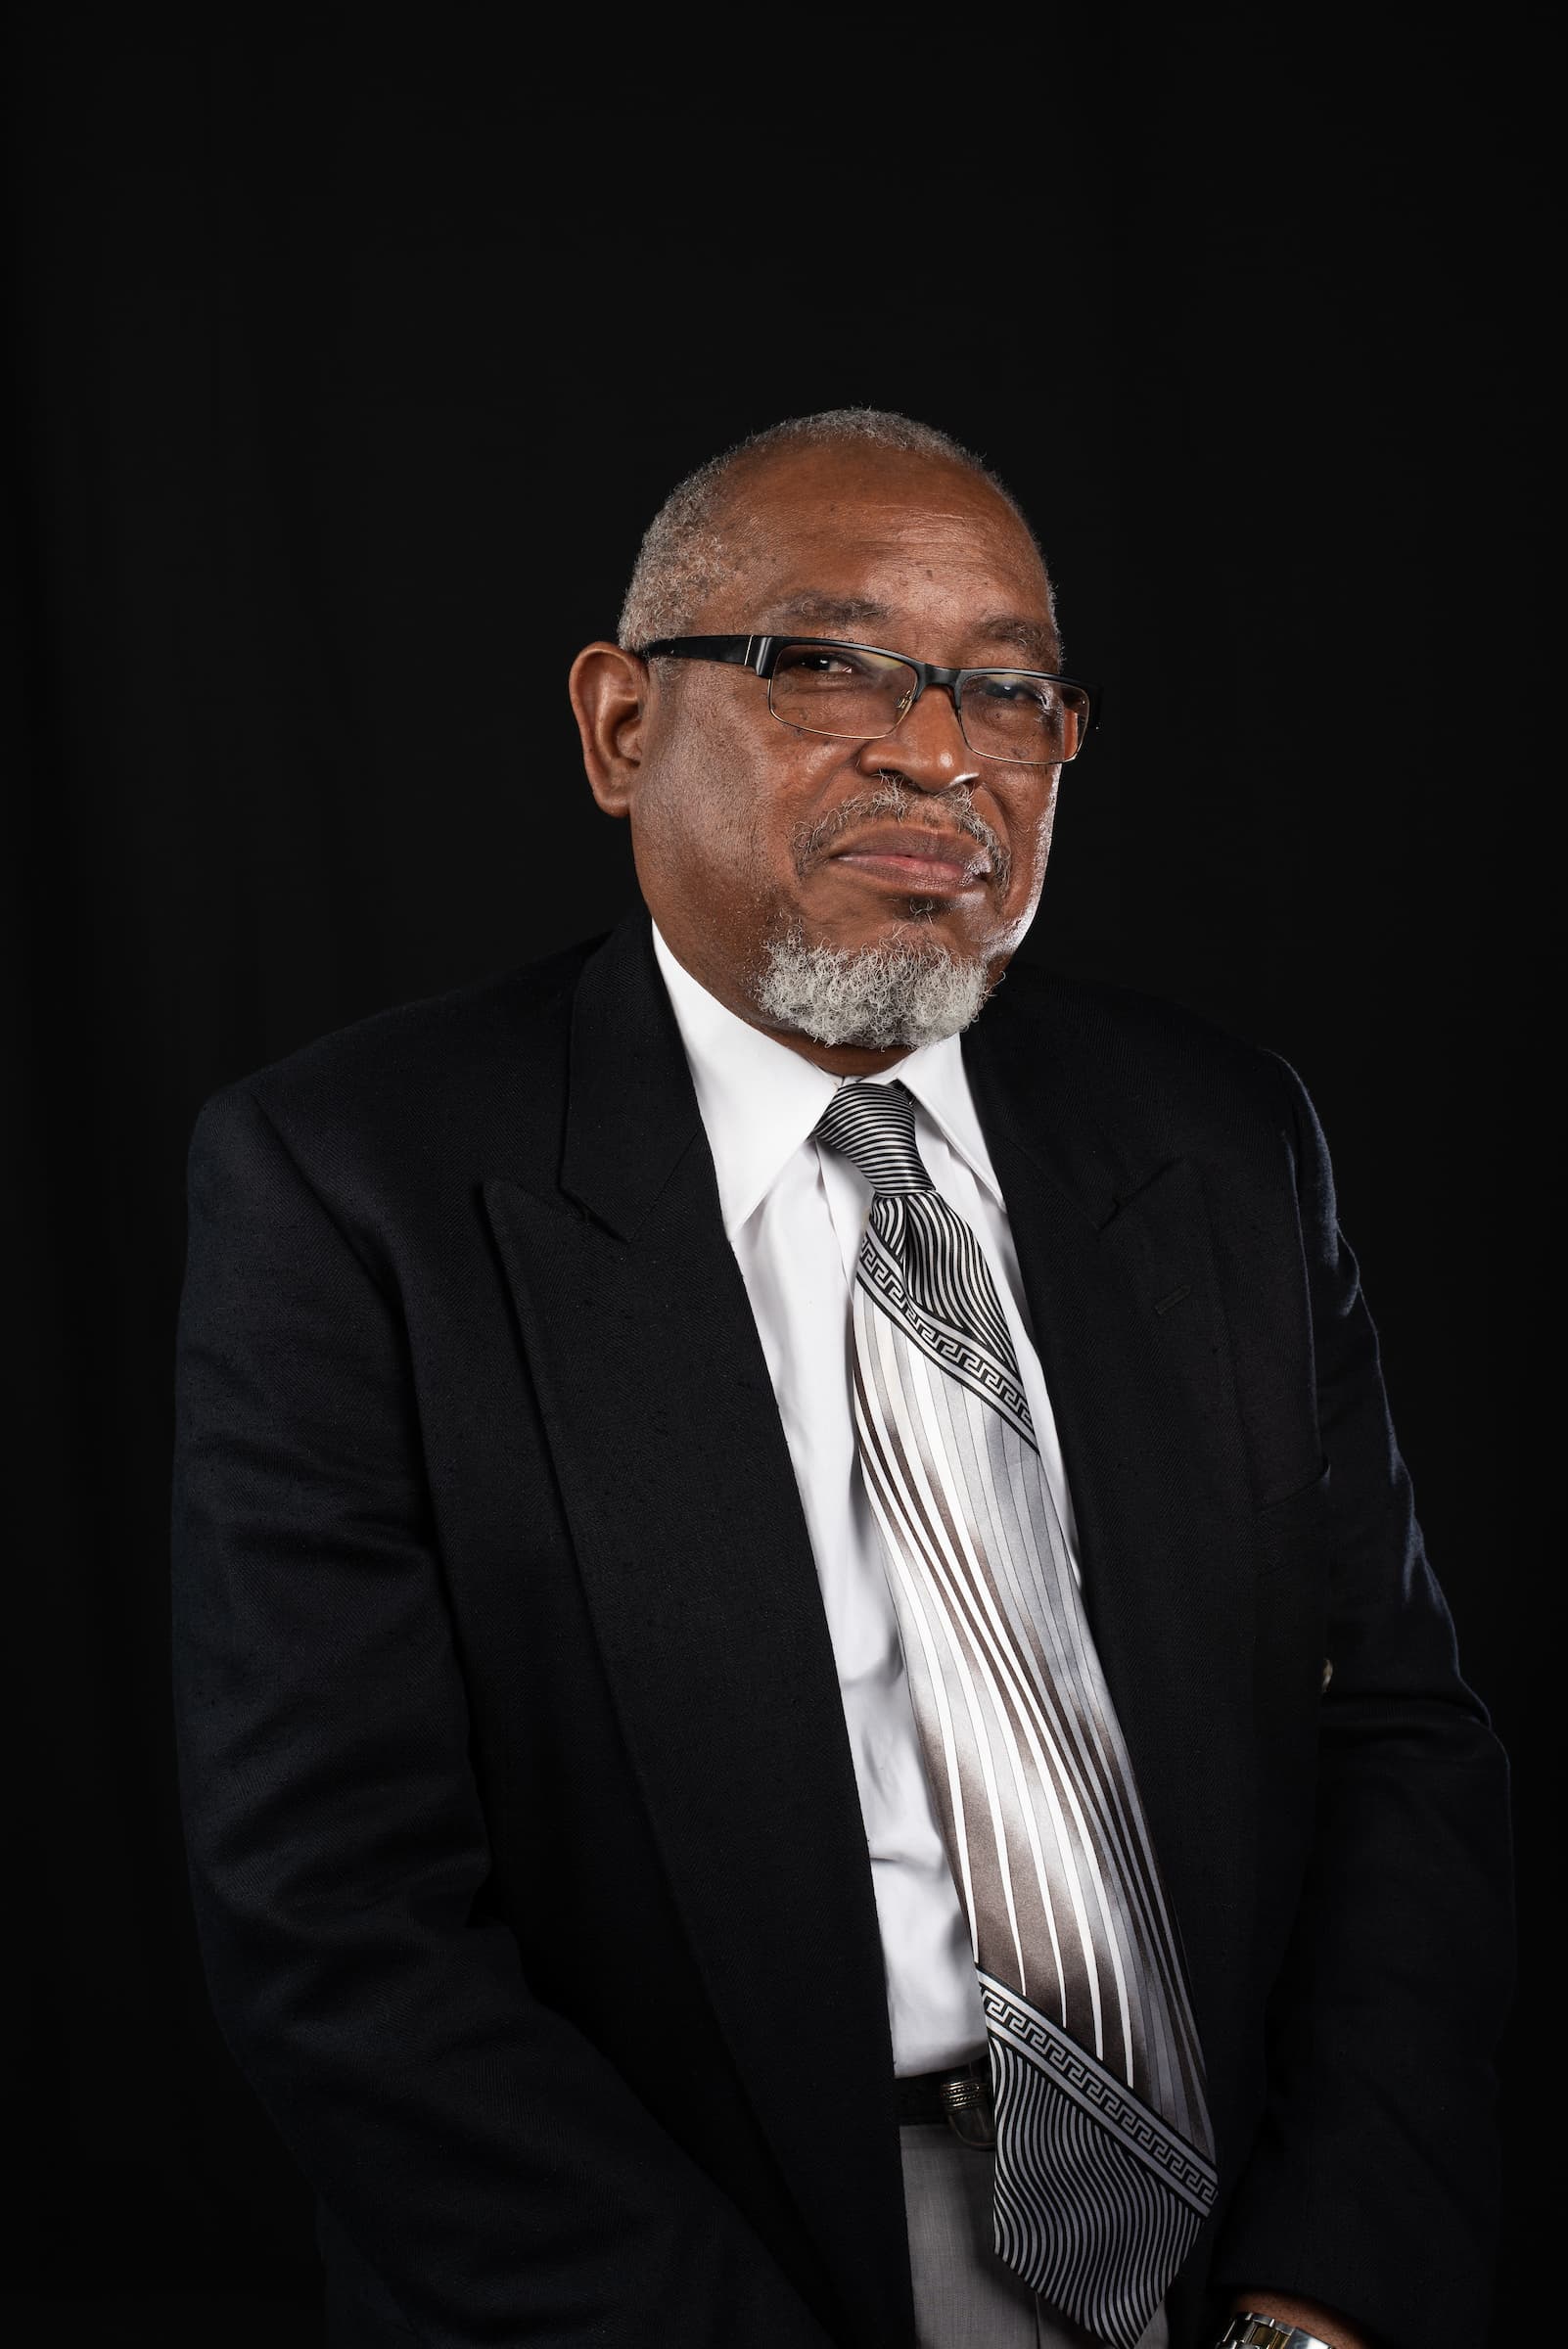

{"left": 569, "top": 641, "right": 654, "bottom": 818}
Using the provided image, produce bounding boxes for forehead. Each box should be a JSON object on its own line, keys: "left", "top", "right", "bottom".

{"left": 705, "top": 447, "right": 1056, "bottom": 666}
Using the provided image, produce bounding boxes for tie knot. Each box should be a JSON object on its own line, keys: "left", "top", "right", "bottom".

{"left": 813, "top": 1081, "right": 934, "bottom": 1194}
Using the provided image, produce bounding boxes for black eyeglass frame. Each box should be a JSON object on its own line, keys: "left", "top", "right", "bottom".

{"left": 636, "top": 633, "right": 1102, "bottom": 764}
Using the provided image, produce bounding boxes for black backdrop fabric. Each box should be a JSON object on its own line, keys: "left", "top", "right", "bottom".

{"left": 3, "top": 13, "right": 1549, "bottom": 2341}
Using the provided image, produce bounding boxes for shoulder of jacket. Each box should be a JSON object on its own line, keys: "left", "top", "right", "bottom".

{"left": 190, "top": 934, "right": 604, "bottom": 1172}
{"left": 988, "top": 961, "right": 1302, "bottom": 1158}
{"left": 234, "top": 936, "right": 594, "bottom": 1092}
{"left": 998, "top": 960, "right": 1290, "bottom": 1083}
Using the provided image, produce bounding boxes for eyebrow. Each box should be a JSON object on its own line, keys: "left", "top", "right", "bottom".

{"left": 972, "top": 611, "right": 1060, "bottom": 668}
{"left": 766, "top": 591, "right": 894, "bottom": 635}
{"left": 762, "top": 591, "right": 1060, "bottom": 670}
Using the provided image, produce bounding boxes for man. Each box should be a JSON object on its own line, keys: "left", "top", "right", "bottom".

{"left": 171, "top": 409, "right": 1511, "bottom": 2349}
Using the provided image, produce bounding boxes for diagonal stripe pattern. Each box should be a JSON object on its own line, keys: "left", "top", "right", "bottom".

{"left": 813, "top": 1080, "right": 1216, "bottom": 2349}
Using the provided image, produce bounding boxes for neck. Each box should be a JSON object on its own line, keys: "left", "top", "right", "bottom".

{"left": 761, "top": 1024, "right": 914, "bottom": 1077}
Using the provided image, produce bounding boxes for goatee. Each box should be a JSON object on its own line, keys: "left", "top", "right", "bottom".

{"left": 753, "top": 924, "right": 994, "bottom": 1051}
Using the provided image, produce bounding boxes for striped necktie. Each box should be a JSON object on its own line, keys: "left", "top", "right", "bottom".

{"left": 813, "top": 1079, "right": 1216, "bottom": 2349}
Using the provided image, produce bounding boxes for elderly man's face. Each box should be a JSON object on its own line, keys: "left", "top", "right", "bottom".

{"left": 573, "top": 445, "right": 1065, "bottom": 1070}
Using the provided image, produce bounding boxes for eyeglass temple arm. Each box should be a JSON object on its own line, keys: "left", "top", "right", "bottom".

{"left": 636, "top": 636, "right": 774, "bottom": 672}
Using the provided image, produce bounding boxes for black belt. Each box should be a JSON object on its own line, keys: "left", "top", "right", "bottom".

{"left": 895, "top": 2054, "right": 996, "bottom": 2146}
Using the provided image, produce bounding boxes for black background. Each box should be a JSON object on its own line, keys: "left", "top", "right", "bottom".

{"left": 4, "top": 11, "right": 1549, "bottom": 2341}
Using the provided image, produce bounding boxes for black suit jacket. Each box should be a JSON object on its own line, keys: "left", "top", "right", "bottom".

{"left": 170, "top": 912, "right": 1511, "bottom": 2349}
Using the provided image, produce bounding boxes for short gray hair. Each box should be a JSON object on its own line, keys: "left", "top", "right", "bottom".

{"left": 617, "top": 406, "right": 1055, "bottom": 654}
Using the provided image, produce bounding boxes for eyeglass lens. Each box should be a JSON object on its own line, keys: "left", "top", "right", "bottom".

{"left": 766, "top": 642, "right": 1088, "bottom": 764}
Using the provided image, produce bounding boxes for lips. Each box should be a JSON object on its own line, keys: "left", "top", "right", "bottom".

{"left": 827, "top": 826, "right": 992, "bottom": 891}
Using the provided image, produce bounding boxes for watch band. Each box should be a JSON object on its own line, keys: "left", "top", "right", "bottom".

{"left": 1219, "top": 2316, "right": 1338, "bottom": 2349}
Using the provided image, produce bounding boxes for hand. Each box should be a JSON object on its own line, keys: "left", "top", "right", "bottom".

{"left": 1230, "top": 2288, "right": 1372, "bottom": 2348}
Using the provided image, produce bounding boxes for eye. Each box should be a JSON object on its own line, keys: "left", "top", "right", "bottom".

{"left": 969, "top": 673, "right": 1056, "bottom": 712}
{"left": 775, "top": 646, "right": 873, "bottom": 680}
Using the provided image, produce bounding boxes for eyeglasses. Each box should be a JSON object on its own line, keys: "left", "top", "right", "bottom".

{"left": 637, "top": 634, "right": 1100, "bottom": 766}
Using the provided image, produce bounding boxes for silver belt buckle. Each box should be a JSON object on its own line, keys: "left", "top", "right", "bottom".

{"left": 941, "top": 2069, "right": 996, "bottom": 2149}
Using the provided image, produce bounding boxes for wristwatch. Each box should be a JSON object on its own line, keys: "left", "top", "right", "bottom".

{"left": 1217, "top": 2317, "right": 1337, "bottom": 2349}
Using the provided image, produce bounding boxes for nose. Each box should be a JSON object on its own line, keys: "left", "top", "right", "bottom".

{"left": 856, "top": 678, "right": 981, "bottom": 793}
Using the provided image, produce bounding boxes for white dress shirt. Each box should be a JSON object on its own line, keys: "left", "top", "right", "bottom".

{"left": 651, "top": 923, "right": 1085, "bottom": 2075}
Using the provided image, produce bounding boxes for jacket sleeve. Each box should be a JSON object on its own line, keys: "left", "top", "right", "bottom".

{"left": 1208, "top": 1059, "right": 1514, "bottom": 2349}
{"left": 169, "top": 1083, "right": 833, "bottom": 2349}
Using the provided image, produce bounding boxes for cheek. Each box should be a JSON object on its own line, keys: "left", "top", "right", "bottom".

{"left": 1034, "top": 791, "right": 1059, "bottom": 860}
{"left": 637, "top": 743, "right": 775, "bottom": 903}
{"left": 998, "top": 787, "right": 1058, "bottom": 895}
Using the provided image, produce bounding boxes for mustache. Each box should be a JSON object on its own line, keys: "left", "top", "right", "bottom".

{"left": 790, "top": 774, "right": 1012, "bottom": 894}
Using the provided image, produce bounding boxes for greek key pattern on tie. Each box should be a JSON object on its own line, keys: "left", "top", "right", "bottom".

{"left": 813, "top": 1080, "right": 1217, "bottom": 2349}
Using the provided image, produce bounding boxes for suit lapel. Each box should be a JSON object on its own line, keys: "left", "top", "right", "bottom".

{"left": 964, "top": 991, "right": 1259, "bottom": 2097}
{"left": 484, "top": 919, "right": 910, "bottom": 2345}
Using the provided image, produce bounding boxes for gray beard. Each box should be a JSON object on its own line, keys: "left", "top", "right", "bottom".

{"left": 754, "top": 926, "right": 993, "bottom": 1051}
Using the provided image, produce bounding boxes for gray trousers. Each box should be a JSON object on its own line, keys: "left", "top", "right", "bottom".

{"left": 900, "top": 2124, "right": 1171, "bottom": 2349}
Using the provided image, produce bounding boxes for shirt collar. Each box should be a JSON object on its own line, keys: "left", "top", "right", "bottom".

{"left": 651, "top": 922, "right": 1004, "bottom": 1237}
